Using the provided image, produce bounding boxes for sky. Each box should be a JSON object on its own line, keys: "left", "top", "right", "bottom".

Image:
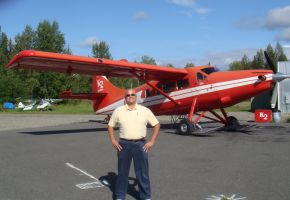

{"left": 1, "top": 0, "right": 290, "bottom": 70}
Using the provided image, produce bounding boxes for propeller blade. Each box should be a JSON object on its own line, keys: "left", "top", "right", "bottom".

{"left": 271, "top": 83, "right": 278, "bottom": 109}
{"left": 264, "top": 51, "right": 277, "bottom": 73}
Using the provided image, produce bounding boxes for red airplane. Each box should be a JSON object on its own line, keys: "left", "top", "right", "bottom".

{"left": 7, "top": 50, "right": 289, "bottom": 135}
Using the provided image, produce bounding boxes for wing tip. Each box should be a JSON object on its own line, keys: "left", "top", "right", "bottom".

{"left": 6, "top": 50, "right": 36, "bottom": 68}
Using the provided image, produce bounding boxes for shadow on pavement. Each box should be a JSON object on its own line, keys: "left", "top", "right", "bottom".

{"left": 19, "top": 128, "right": 107, "bottom": 135}
{"left": 99, "top": 172, "right": 140, "bottom": 200}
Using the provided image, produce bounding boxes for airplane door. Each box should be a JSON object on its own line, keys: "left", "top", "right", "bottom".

{"left": 195, "top": 72, "right": 220, "bottom": 109}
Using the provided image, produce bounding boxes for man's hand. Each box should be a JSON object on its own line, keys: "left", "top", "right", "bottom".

{"left": 111, "top": 139, "right": 122, "bottom": 151}
{"left": 108, "top": 126, "right": 122, "bottom": 151}
{"left": 143, "top": 141, "right": 154, "bottom": 152}
{"left": 143, "top": 123, "right": 160, "bottom": 152}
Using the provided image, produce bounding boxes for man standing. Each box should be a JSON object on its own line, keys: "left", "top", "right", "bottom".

{"left": 108, "top": 89, "right": 160, "bottom": 200}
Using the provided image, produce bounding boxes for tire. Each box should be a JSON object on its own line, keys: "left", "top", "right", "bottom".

{"left": 225, "top": 116, "right": 240, "bottom": 131}
{"left": 178, "top": 119, "right": 193, "bottom": 135}
{"left": 228, "top": 116, "right": 240, "bottom": 126}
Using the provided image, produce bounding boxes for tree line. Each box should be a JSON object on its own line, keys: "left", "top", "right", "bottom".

{"left": 0, "top": 20, "right": 289, "bottom": 102}
{"left": 229, "top": 43, "right": 288, "bottom": 70}
{"left": 0, "top": 20, "right": 158, "bottom": 102}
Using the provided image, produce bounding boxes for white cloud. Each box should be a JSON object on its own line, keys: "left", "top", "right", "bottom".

{"left": 169, "top": 0, "right": 196, "bottom": 7}
{"left": 236, "top": 5, "right": 290, "bottom": 42}
{"left": 265, "top": 5, "right": 290, "bottom": 29}
{"left": 169, "top": 0, "right": 211, "bottom": 15}
{"left": 194, "top": 7, "right": 211, "bottom": 15}
{"left": 236, "top": 17, "right": 264, "bottom": 29}
{"left": 133, "top": 11, "right": 148, "bottom": 21}
{"left": 79, "top": 36, "right": 98, "bottom": 48}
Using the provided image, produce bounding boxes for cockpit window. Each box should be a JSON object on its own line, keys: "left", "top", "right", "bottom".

{"left": 177, "top": 79, "right": 189, "bottom": 89}
{"left": 197, "top": 72, "right": 207, "bottom": 81}
{"left": 201, "top": 67, "right": 219, "bottom": 75}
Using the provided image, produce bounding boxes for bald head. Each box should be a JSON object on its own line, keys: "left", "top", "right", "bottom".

{"left": 125, "top": 89, "right": 137, "bottom": 106}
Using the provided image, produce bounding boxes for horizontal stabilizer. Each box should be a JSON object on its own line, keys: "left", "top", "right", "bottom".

{"left": 59, "top": 90, "right": 107, "bottom": 100}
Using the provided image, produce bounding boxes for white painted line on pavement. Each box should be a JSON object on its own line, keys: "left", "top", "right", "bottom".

{"left": 65, "top": 162, "right": 105, "bottom": 189}
{"left": 76, "top": 181, "right": 104, "bottom": 189}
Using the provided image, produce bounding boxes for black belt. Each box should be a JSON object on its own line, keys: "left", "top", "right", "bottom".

{"left": 120, "top": 138, "right": 145, "bottom": 142}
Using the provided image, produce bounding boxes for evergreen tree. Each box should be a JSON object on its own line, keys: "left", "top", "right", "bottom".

{"left": 92, "top": 41, "right": 112, "bottom": 59}
{"left": 275, "top": 42, "right": 288, "bottom": 62}
{"left": 13, "top": 25, "right": 36, "bottom": 54}
{"left": 91, "top": 41, "right": 128, "bottom": 88}
{"left": 185, "top": 63, "right": 195, "bottom": 68}
{"left": 241, "top": 54, "right": 251, "bottom": 70}
{"left": 251, "top": 49, "right": 265, "bottom": 69}
{"left": 33, "top": 20, "right": 66, "bottom": 98}
{"left": 0, "top": 29, "right": 16, "bottom": 101}
{"left": 229, "top": 61, "right": 243, "bottom": 71}
{"left": 35, "top": 20, "right": 65, "bottom": 52}
{"left": 265, "top": 44, "right": 276, "bottom": 70}
{"left": 140, "top": 55, "right": 156, "bottom": 65}
{"left": 63, "top": 45, "right": 72, "bottom": 55}
{"left": 167, "top": 64, "right": 175, "bottom": 68}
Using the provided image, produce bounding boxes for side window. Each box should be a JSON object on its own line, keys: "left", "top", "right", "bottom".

{"left": 163, "top": 82, "right": 175, "bottom": 93}
{"left": 177, "top": 79, "right": 189, "bottom": 90}
{"left": 197, "top": 72, "right": 207, "bottom": 81}
{"left": 157, "top": 82, "right": 175, "bottom": 93}
{"left": 145, "top": 89, "right": 151, "bottom": 97}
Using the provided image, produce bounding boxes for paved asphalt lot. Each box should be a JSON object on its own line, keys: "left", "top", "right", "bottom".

{"left": 0, "top": 114, "right": 290, "bottom": 200}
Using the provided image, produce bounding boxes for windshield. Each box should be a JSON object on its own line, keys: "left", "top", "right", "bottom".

{"left": 201, "top": 67, "right": 219, "bottom": 75}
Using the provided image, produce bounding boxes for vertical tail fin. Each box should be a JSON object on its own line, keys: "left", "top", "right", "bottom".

{"left": 92, "top": 76, "right": 125, "bottom": 112}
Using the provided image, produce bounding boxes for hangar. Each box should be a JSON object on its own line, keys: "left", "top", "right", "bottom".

{"left": 278, "top": 61, "right": 290, "bottom": 113}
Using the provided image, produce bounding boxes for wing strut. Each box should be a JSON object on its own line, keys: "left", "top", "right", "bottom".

{"left": 132, "top": 72, "right": 180, "bottom": 105}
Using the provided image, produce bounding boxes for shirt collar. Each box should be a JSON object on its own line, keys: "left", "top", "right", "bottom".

{"left": 124, "top": 103, "right": 139, "bottom": 111}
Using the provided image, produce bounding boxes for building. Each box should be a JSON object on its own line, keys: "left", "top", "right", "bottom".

{"left": 278, "top": 61, "right": 290, "bottom": 113}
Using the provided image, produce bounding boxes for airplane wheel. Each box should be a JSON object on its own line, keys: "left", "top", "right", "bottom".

{"left": 178, "top": 119, "right": 193, "bottom": 135}
{"left": 225, "top": 116, "right": 240, "bottom": 131}
{"left": 228, "top": 116, "right": 240, "bottom": 126}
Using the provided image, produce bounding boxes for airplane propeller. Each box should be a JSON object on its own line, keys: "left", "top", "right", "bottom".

{"left": 264, "top": 51, "right": 290, "bottom": 109}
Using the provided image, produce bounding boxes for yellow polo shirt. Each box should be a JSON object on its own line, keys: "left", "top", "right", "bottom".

{"left": 108, "top": 104, "right": 159, "bottom": 140}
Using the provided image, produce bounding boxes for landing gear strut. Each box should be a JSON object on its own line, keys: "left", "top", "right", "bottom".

{"left": 178, "top": 98, "right": 203, "bottom": 135}
{"left": 177, "top": 103, "right": 242, "bottom": 135}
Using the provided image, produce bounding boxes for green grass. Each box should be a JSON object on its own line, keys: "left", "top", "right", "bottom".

{"left": 1, "top": 99, "right": 252, "bottom": 114}
{"left": 0, "top": 100, "right": 94, "bottom": 114}
{"left": 225, "top": 100, "right": 251, "bottom": 112}
{"left": 51, "top": 100, "right": 93, "bottom": 114}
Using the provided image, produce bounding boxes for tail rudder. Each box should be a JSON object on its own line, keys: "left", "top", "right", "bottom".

{"left": 92, "top": 76, "right": 125, "bottom": 112}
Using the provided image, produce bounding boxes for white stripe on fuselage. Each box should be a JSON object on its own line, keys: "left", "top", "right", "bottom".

{"left": 95, "top": 74, "right": 272, "bottom": 114}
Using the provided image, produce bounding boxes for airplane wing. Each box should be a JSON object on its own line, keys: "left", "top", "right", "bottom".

{"left": 7, "top": 50, "right": 188, "bottom": 81}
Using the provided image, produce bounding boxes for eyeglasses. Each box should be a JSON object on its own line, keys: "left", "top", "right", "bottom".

{"left": 125, "top": 93, "right": 136, "bottom": 97}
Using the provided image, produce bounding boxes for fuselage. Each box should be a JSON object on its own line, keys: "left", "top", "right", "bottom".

{"left": 94, "top": 66, "right": 273, "bottom": 116}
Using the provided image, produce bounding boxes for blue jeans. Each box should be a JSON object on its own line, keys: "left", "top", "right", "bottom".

{"left": 115, "top": 139, "right": 151, "bottom": 200}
